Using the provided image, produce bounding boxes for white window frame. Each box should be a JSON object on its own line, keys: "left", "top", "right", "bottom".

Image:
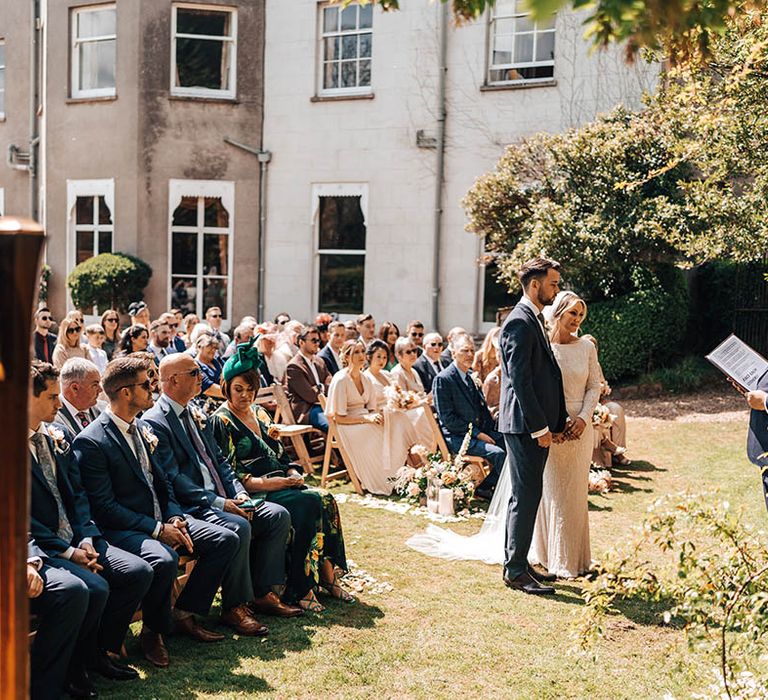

{"left": 311, "top": 183, "right": 368, "bottom": 317}
{"left": 70, "top": 4, "right": 117, "bottom": 99}
{"left": 0, "top": 38, "right": 6, "bottom": 118}
{"left": 170, "top": 3, "right": 237, "bottom": 100}
{"left": 486, "top": 1, "right": 555, "bottom": 86}
{"left": 317, "top": 2, "right": 373, "bottom": 97}
{"left": 0, "top": 187, "right": 5, "bottom": 216}
{"left": 167, "top": 179, "right": 235, "bottom": 324}
{"left": 66, "top": 179, "right": 115, "bottom": 276}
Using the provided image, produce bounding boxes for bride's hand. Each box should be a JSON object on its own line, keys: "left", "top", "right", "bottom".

{"left": 567, "top": 417, "right": 587, "bottom": 439}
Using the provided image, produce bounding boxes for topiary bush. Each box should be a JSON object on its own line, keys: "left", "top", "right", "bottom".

{"left": 67, "top": 253, "right": 152, "bottom": 314}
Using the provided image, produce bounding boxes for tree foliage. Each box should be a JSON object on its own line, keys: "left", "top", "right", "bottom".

{"left": 67, "top": 253, "right": 152, "bottom": 313}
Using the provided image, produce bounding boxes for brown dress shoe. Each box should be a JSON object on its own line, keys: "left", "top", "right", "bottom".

{"left": 221, "top": 604, "right": 270, "bottom": 636}
{"left": 174, "top": 614, "right": 225, "bottom": 642}
{"left": 249, "top": 591, "right": 304, "bottom": 618}
{"left": 140, "top": 629, "right": 170, "bottom": 668}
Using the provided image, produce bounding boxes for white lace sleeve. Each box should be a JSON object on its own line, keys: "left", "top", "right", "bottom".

{"left": 577, "top": 340, "right": 602, "bottom": 423}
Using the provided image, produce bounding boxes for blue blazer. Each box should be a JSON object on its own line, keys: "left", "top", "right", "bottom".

{"left": 433, "top": 363, "right": 496, "bottom": 440}
{"left": 143, "top": 395, "right": 243, "bottom": 515}
{"left": 413, "top": 353, "right": 447, "bottom": 394}
{"left": 317, "top": 343, "right": 340, "bottom": 376}
{"left": 73, "top": 412, "right": 183, "bottom": 543}
{"left": 498, "top": 301, "right": 567, "bottom": 436}
{"left": 30, "top": 423, "right": 100, "bottom": 555}
{"left": 748, "top": 370, "right": 768, "bottom": 467}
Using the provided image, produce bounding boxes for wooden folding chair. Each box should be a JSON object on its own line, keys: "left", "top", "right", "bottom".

{"left": 254, "top": 384, "right": 324, "bottom": 475}
{"left": 320, "top": 416, "right": 364, "bottom": 495}
{"left": 424, "top": 407, "right": 490, "bottom": 477}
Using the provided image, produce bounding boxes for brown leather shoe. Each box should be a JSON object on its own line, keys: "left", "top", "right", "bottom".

{"left": 174, "top": 614, "right": 225, "bottom": 642}
{"left": 221, "top": 604, "right": 270, "bottom": 637}
{"left": 249, "top": 591, "right": 304, "bottom": 618}
{"left": 140, "top": 628, "right": 169, "bottom": 668}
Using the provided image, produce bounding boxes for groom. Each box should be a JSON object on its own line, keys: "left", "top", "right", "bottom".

{"left": 499, "top": 257, "right": 568, "bottom": 595}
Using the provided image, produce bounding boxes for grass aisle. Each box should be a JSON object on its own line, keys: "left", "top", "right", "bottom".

{"left": 101, "top": 404, "right": 764, "bottom": 699}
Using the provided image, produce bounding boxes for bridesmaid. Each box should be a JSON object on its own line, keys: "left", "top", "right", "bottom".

{"left": 210, "top": 339, "right": 352, "bottom": 613}
{"left": 389, "top": 338, "right": 426, "bottom": 395}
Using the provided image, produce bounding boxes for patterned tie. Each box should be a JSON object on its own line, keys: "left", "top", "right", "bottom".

{"left": 76, "top": 411, "right": 90, "bottom": 428}
{"left": 126, "top": 423, "right": 163, "bottom": 520}
{"left": 30, "top": 433, "right": 74, "bottom": 544}
{"left": 180, "top": 409, "right": 226, "bottom": 497}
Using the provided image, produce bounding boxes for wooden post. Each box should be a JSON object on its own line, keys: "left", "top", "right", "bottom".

{"left": 0, "top": 217, "right": 45, "bottom": 700}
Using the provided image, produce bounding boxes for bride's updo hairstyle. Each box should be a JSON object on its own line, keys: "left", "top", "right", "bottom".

{"left": 339, "top": 339, "right": 365, "bottom": 368}
{"left": 545, "top": 291, "right": 587, "bottom": 341}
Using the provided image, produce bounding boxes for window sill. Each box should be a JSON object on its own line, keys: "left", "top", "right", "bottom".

{"left": 480, "top": 79, "right": 557, "bottom": 92}
{"left": 311, "top": 92, "right": 374, "bottom": 103}
{"left": 66, "top": 95, "right": 118, "bottom": 104}
{"left": 168, "top": 94, "right": 239, "bottom": 105}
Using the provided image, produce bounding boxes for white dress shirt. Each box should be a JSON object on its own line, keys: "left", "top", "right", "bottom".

{"left": 60, "top": 395, "right": 93, "bottom": 432}
{"left": 300, "top": 351, "right": 321, "bottom": 387}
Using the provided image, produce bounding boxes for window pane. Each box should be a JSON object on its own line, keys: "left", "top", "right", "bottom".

{"left": 538, "top": 14, "right": 556, "bottom": 30}
{"left": 516, "top": 15, "right": 535, "bottom": 33}
{"left": 341, "top": 35, "right": 358, "bottom": 60}
{"left": 177, "top": 8, "right": 229, "bottom": 37}
{"left": 172, "top": 232, "right": 197, "bottom": 275}
{"left": 324, "top": 36, "right": 339, "bottom": 61}
{"left": 176, "top": 38, "right": 226, "bottom": 90}
{"left": 318, "top": 196, "right": 366, "bottom": 250}
{"left": 514, "top": 33, "right": 534, "bottom": 63}
{"left": 536, "top": 31, "right": 555, "bottom": 62}
{"left": 324, "top": 62, "right": 339, "bottom": 89}
{"left": 340, "top": 5, "right": 358, "bottom": 31}
{"left": 76, "top": 196, "right": 95, "bottom": 225}
{"left": 359, "top": 3, "right": 373, "bottom": 29}
{"left": 204, "top": 197, "right": 229, "bottom": 227}
{"left": 203, "top": 234, "right": 228, "bottom": 275}
{"left": 98, "top": 231, "right": 112, "bottom": 254}
{"left": 98, "top": 196, "right": 112, "bottom": 225}
{"left": 323, "top": 6, "right": 338, "bottom": 33}
{"left": 359, "top": 33, "right": 372, "bottom": 58}
{"left": 203, "top": 278, "right": 228, "bottom": 314}
{"left": 359, "top": 59, "right": 371, "bottom": 87}
{"left": 341, "top": 61, "right": 357, "bottom": 88}
{"left": 319, "top": 254, "right": 365, "bottom": 315}
{"left": 172, "top": 197, "right": 199, "bottom": 227}
{"left": 0, "top": 44, "right": 5, "bottom": 67}
{"left": 76, "top": 230, "right": 94, "bottom": 265}
{"left": 79, "top": 39, "right": 116, "bottom": 91}
{"left": 77, "top": 8, "right": 116, "bottom": 38}
{"left": 171, "top": 277, "right": 197, "bottom": 315}
{"left": 483, "top": 260, "right": 514, "bottom": 323}
{"left": 494, "top": 18, "right": 514, "bottom": 38}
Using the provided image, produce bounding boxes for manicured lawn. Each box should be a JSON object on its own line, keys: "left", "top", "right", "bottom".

{"left": 98, "top": 402, "right": 764, "bottom": 699}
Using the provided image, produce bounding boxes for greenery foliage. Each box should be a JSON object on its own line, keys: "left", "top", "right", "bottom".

{"left": 638, "top": 355, "right": 716, "bottom": 393}
{"left": 66, "top": 253, "right": 152, "bottom": 314}
{"left": 38, "top": 264, "right": 51, "bottom": 304}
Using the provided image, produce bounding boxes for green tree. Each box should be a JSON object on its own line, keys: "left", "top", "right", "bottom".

{"left": 67, "top": 253, "right": 152, "bottom": 313}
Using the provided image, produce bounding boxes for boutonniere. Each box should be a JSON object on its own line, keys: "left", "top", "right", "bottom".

{"left": 469, "top": 372, "right": 483, "bottom": 390}
{"left": 190, "top": 405, "right": 207, "bottom": 432}
{"left": 46, "top": 424, "right": 69, "bottom": 455}
{"left": 141, "top": 425, "right": 159, "bottom": 454}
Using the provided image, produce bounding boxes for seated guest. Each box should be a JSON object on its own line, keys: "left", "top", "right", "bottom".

{"left": 115, "top": 324, "right": 149, "bottom": 358}
{"left": 356, "top": 313, "right": 376, "bottom": 345}
{"left": 223, "top": 321, "right": 255, "bottom": 360}
{"left": 482, "top": 337, "right": 502, "bottom": 421}
{"left": 128, "top": 301, "right": 151, "bottom": 328}
{"left": 363, "top": 340, "right": 394, "bottom": 404}
{"left": 472, "top": 326, "right": 501, "bottom": 383}
{"left": 344, "top": 320, "right": 359, "bottom": 340}
{"left": 440, "top": 327, "right": 468, "bottom": 366}
{"left": 205, "top": 306, "right": 230, "bottom": 355}
{"left": 85, "top": 324, "right": 108, "bottom": 374}
{"left": 274, "top": 311, "right": 291, "bottom": 326}
{"left": 274, "top": 320, "right": 303, "bottom": 369}
{"left": 211, "top": 341, "right": 352, "bottom": 613}
{"left": 255, "top": 331, "right": 280, "bottom": 385}
{"left": 195, "top": 333, "right": 225, "bottom": 400}
{"left": 406, "top": 320, "right": 425, "bottom": 354}
{"left": 325, "top": 340, "right": 391, "bottom": 494}
{"left": 315, "top": 313, "right": 334, "bottom": 348}
{"left": 130, "top": 351, "right": 162, "bottom": 402}
{"left": 414, "top": 332, "right": 448, "bottom": 394}
{"left": 33, "top": 305, "right": 57, "bottom": 363}
{"left": 57, "top": 358, "right": 104, "bottom": 435}
{"left": 28, "top": 537, "right": 90, "bottom": 700}
{"left": 148, "top": 319, "right": 175, "bottom": 363}
{"left": 181, "top": 313, "right": 200, "bottom": 348}
{"left": 101, "top": 310, "right": 121, "bottom": 361}
{"left": 318, "top": 320, "right": 345, "bottom": 376}
{"left": 74, "top": 357, "right": 240, "bottom": 668}
{"left": 433, "top": 334, "right": 505, "bottom": 500}
{"left": 285, "top": 325, "right": 331, "bottom": 432}
{"left": 53, "top": 316, "right": 90, "bottom": 369}
{"left": 29, "top": 362, "right": 151, "bottom": 692}
{"left": 377, "top": 321, "right": 400, "bottom": 370}
{"left": 161, "top": 311, "right": 187, "bottom": 353}
{"left": 144, "top": 353, "right": 294, "bottom": 631}
{"left": 390, "top": 338, "right": 426, "bottom": 395}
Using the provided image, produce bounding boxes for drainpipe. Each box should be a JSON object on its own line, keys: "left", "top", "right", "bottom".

{"left": 223, "top": 137, "right": 271, "bottom": 321}
{"left": 30, "top": 0, "right": 41, "bottom": 220}
{"left": 431, "top": 2, "right": 448, "bottom": 332}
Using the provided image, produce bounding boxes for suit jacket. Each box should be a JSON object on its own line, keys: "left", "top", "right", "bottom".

{"left": 433, "top": 363, "right": 496, "bottom": 440}
{"left": 414, "top": 353, "right": 447, "bottom": 394}
{"left": 439, "top": 346, "right": 452, "bottom": 367}
{"left": 748, "top": 370, "right": 768, "bottom": 467}
{"left": 56, "top": 402, "right": 103, "bottom": 436}
{"left": 73, "top": 411, "right": 183, "bottom": 543}
{"left": 30, "top": 423, "right": 100, "bottom": 555}
{"left": 143, "top": 395, "right": 243, "bottom": 515}
{"left": 317, "top": 343, "right": 340, "bottom": 376}
{"left": 285, "top": 353, "right": 330, "bottom": 423}
{"left": 34, "top": 331, "right": 57, "bottom": 363}
{"left": 498, "top": 301, "right": 567, "bottom": 436}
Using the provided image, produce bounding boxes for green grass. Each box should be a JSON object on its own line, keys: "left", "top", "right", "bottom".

{"left": 98, "top": 411, "right": 765, "bottom": 699}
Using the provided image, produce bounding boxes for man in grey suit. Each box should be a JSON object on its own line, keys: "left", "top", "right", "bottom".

{"left": 498, "top": 257, "right": 568, "bottom": 595}
{"left": 57, "top": 358, "right": 104, "bottom": 435}
{"left": 739, "top": 373, "right": 768, "bottom": 511}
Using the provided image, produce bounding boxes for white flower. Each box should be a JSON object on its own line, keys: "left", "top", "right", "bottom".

{"left": 46, "top": 424, "right": 69, "bottom": 454}
{"left": 141, "top": 425, "right": 159, "bottom": 454}
{"left": 407, "top": 483, "right": 421, "bottom": 497}
{"left": 190, "top": 406, "right": 207, "bottom": 431}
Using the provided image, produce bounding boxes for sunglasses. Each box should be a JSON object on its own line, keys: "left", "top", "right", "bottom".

{"left": 105, "top": 317, "right": 118, "bottom": 322}
{"left": 209, "top": 313, "right": 221, "bottom": 318}
{"left": 67, "top": 326, "right": 82, "bottom": 335}
{"left": 173, "top": 368, "right": 202, "bottom": 379}
{"left": 121, "top": 379, "right": 152, "bottom": 392}
{"left": 410, "top": 332, "right": 424, "bottom": 338}
{"left": 403, "top": 349, "right": 418, "bottom": 355}
{"left": 168, "top": 323, "right": 179, "bottom": 329}
{"left": 427, "top": 342, "right": 442, "bottom": 347}
{"left": 39, "top": 316, "right": 52, "bottom": 322}
{"left": 306, "top": 337, "right": 320, "bottom": 344}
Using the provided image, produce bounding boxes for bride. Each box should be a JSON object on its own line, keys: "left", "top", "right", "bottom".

{"left": 407, "top": 291, "right": 601, "bottom": 578}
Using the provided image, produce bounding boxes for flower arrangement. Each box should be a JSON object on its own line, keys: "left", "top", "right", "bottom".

{"left": 46, "top": 424, "right": 69, "bottom": 455}
{"left": 588, "top": 468, "right": 614, "bottom": 494}
{"left": 141, "top": 424, "right": 159, "bottom": 454}
{"left": 190, "top": 405, "right": 208, "bottom": 431}
{"left": 390, "top": 426, "right": 477, "bottom": 512}
{"left": 383, "top": 384, "right": 422, "bottom": 410}
{"left": 592, "top": 403, "right": 615, "bottom": 427}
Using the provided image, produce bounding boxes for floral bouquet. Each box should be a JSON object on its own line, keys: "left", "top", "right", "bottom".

{"left": 383, "top": 383, "right": 422, "bottom": 410}
{"left": 592, "top": 403, "right": 615, "bottom": 427}
{"left": 588, "top": 468, "right": 614, "bottom": 494}
{"left": 390, "top": 427, "right": 477, "bottom": 512}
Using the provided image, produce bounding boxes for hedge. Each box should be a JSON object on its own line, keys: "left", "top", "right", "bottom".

{"left": 67, "top": 253, "right": 152, "bottom": 314}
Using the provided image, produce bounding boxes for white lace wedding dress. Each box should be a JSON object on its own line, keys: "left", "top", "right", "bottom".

{"left": 406, "top": 337, "right": 601, "bottom": 576}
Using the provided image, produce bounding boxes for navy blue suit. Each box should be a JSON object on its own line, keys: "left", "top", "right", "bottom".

{"left": 30, "top": 423, "right": 152, "bottom": 657}
{"left": 747, "top": 370, "right": 768, "bottom": 511}
{"left": 499, "top": 300, "right": 568, "bottom": 578}
{"left": 74, "top": 411, "right": 238, "bottom": 633}
{"left": 413, "top": 353, "right": 448, "bottom": 394}
{"left": 433, "top": 362, "right": 505, "bottom": 490}
{"left": 317, "top": 343, "right": 340, "bottom": 376}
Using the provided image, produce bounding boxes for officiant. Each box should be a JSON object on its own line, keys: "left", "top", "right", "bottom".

{"left": 743, "top": 375, "right": 768, "bottom": 512}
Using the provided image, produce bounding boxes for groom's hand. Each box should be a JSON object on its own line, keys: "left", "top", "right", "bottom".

{"left": 746, "top": 390, "right": 768, "bottom": 411}
{"left": 536, "top": 431, "right": 552, "bottom": 448}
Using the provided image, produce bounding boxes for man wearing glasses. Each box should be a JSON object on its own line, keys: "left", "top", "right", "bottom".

{"left": 33, "top": 305, "right": 57, "bottom": 363}
{"left": 406, "top": 320, "right": 425, "bottom": 357}
{"left": 205, "top": 306, "right": 230, "bottom": 355}
{"left": 414, "top": 332, "right": 448, "bottom": 393}
{"left": 285, "top": 325, "right": 331, "bottom": 433}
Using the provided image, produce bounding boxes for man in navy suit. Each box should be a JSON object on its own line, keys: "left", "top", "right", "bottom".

{"left": 317, "top": 321, "right": 344, "bottom": 376}
{"left": 144, "top": 353, "right": 297, "bottom": 631}
{"left": 74, "top": 357, "right": 240, "bottom": 668}
{"left": 498, "top": 257, "right": 568, "bottom": 595}
{"left": 741, "top": 373, "right": 768, "bottom": 511}
{"left": 413, "top": 332, "right": 448, "bottom": 393}
{"left": 29, "top": 362, "right": 151, "bottom": 696}
{"left": 433, "top": 335, "right": 506, "bottom": 499}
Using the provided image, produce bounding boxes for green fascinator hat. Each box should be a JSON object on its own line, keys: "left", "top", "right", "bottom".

{"left": 222, "top": 337, "right": 265, "bottom": 383}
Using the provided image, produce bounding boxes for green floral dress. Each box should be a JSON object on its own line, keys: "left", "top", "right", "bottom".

{"left": 210, "top": 404, "right": 347, "bottom": 603}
